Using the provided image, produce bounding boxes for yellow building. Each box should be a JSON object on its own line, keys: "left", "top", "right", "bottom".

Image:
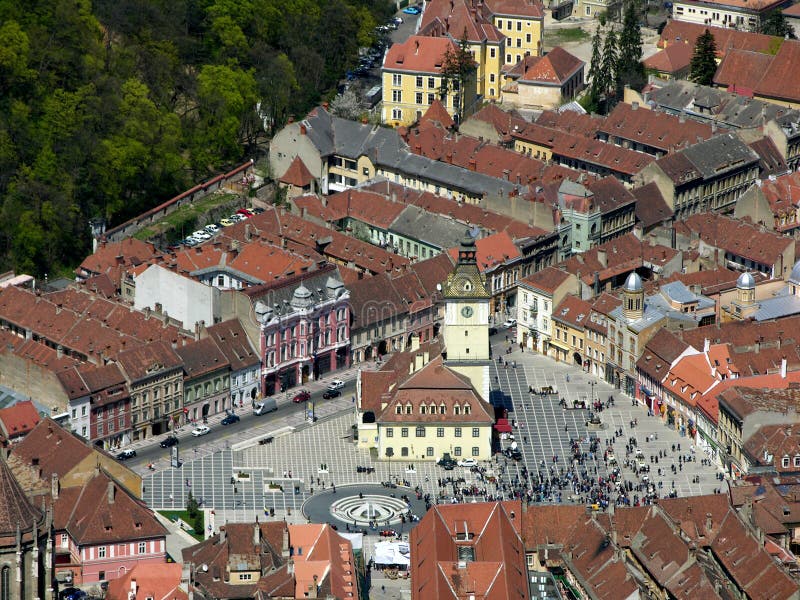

{"left": 382, "top": 35, "right": 478, "bottom": 127}
{"left": 549, "top": 294, "right": 592, "bottom": 366}
{"left": 419, "top": 0, "right": 544, "bottom": 101}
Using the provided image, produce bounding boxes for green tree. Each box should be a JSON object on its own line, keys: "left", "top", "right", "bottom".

{"left": 689, "top": 29, "right": 718, "bottom": 86}
{"left": 599, "top": 28, "right": 619, "bottom": 104}
{"left": 617, "top": 1, "right": 645, "bottom": 92}
{"left": 586, "top": 26, "right": 604, "bottom": 111}
{"left": 760, "top": 10, "right": 796, "bottom": 38}
{"left": 439, "top": 32, "right": 477, "bottom": 124}
{"left": 186, "top": 492, "right": 199, "bottom": 517}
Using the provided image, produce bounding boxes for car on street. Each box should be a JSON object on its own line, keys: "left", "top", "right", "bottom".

{"left": 191, "top": 424, "right": 211, "bottom": 437}
{"left": 116, "top": 448, "right": 137, "bottom": 461}
{"left": 293, "top": 390, "right": 311, "bottom": 403}
{"left": 437, "top": 454, "right": 457, "bottom": 470}
{"left": 221, "top": 413, "right": 240, "bottom": 425}
{"left": 253, "top": 398, "right": 278, "bottom": 415}
{"left": 160, "top": 436, "right": 179, "bottom": 448}
{"left": 392, "top": 16, "right": 403, "bottom": 24}
{"left": 192, "top": 230, "right": 212, "bottom": 240}
{"left": 323, "top": 389, "right": 341, "bottom": 399}
{"left": 403, "top": 5, "right": 421, "bottom": 13}
{"left": 457, "top": 458, "right": 478, "bottom": 468}
{"left": 204, "top": 224, "right": 220, "bottom": 234}
{"left": 328, "top": 379, "right": 345, "bottom": 391}
{"left": 379, "top": 529, "right": 397, "bottom": 537}
{"left": 219, "top": 218, "right": 234, "bottom": 227}
{"left": 503, "top": 318, "right": 517, "bottom": 328}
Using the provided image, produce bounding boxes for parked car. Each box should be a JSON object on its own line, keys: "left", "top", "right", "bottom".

{"left": 116, "top": 448, "right": 137, "bottom": 461}
{"left": 219, "top": 218, "right": 234, "bottom": 227}
{"left": 437, "top": 453, "right": 457, "bottom": 470}
{"left": 160, "top": 436, "right": 179, "bottom": 448}
{"left": 379, "top": 529, "right": 397, "bottom": 537}
{"left": 204, "top": 224, "right": 220, "bottom": 234}
{"left": 192, "top": 230, "right": 212, "bottom": 240}
{"left": 183, "top": 237, "right": 198, "bottom": 246}
{"left": 403, "top": 5, "right": 421, "bottom": 13}
{"left": 191, "top": 424, "right": 210, "bottom": 437}
{"left": 253, "top": 398, "right": 278, "bottom": 415}
{"left": 230, "top": 213, "right": 246, "bottom": 222}
{"left": 323, "top": 389, "right": 341, "bottom": 399}
{"left": 502, "top": 318, "right": 517, "bottom": 328}
{"left": 236, "top": 208, "right": 254, "bottom": 217}
{"left": 457, "top": 458, "right": 478, "bottom": 468}
{"left": 221, "top": 413, "right": 240, "bottom": 425}
{"left": 328, "top": 379, "right": 345, "bottom": 391}
{"left": 293, "top": 390, "right": 311, "bottom": 403}
{"left": 59, "top": 587, "right": 87, "bottom": 600}
{"left": 252, "top": 206, "right": 265, "bottom": 214}
{"left": 392, "top": 16, "right": 403, "bottom": 24}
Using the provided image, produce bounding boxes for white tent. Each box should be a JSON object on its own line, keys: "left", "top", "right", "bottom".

{"left": 373, "top": 541, "right": 410, "bottom": 567}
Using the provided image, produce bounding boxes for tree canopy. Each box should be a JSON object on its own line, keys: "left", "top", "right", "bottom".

{"left": 760, "top": 10, "right": 796, "bottom": 39}
{"left": 0, "top": 0, "right": 392, "bottom": 277}
{"left": 689, "top": 29, "right": 718, "bottom": 86}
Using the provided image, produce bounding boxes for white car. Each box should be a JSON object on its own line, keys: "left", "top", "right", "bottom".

{"left": 503, "top": 318, "right": 517, "bottom": 328}
{"left": 191, "top": 424, "right": 210, "bottom": 437}
{"left": 204, "top": 224, "right": 220, "bottom": 234}
{"left": 192, "top": 230, "right": 212, "bottom": 240}
{"left": 458, "top": 458, "right": 478, "bottom": 468}
{"left": 327, "top": 379, "right": 345, "bottom": 391}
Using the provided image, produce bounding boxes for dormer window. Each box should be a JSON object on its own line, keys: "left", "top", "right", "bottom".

{"left": 454, "top": 405, "right": 461, "bottom": 415}
{"left": 794, "top": 455, "right": 800, "bottom": 467}
{"left": 420, "top": 405, "right": 427, "bottom": 415}
{"left": 464, "top": 404, "right": 471, "bottom": 415}
{"left": 782, "top": 456, "right": 790, "bottom": 468}
{"left": 405, "top": 404, "right": 412, "bottom": 415}
{"left": 439, "top": 404, "right": 446, "bottom": 414}
{"left": 396, "top": 406, "right": 402, "bottom": 415}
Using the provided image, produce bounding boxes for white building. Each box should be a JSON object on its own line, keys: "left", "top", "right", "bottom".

{"left": 516, "top": 267, "right": 578, "bottom": 353}
{"left": 133, "top": 264, "right": 220, "bottom": 330}
{"left": 672, "top": 0, "right": 791, "bottom": 31}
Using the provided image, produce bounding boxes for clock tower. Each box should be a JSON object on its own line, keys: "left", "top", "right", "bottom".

{"left": 440, "top": 231, "right": 491, "bottom": 400}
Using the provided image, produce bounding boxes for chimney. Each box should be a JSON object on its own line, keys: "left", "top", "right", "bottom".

{"left": 631, "top": 101, "right": 639, "bottom": 110}
{"left": 51, "top": 473, "right": 59, "bottom": 500}
{"left": 245, "top": 223, "right": 252, "bottom": 242}
{"left": 254, "top": 524, "right": 260, "bottom": 546}
{"left": 282, "top": 527, "right": 290, "bottom": 558}
{"left": 705, "top": 513, "right": 712, "bottom": 532}
{"left": 287, "top": 558, "right": 294, "bottom": 576}
{"left": 130, "top": 579, "right": 137, "bottom": 599}
{"left": 115, "top": 255, "right": 124, "bottom": 265}
{"left": 410, "top": 333, "right": 420, "bottom": 352}
{"left": 107, "top": 481, "right": 115, "bottom": 504}
{"left": 703, "top": 338, "right": 710, "bottom": 353}
{"left": 781, "top": 356, "right": 787, "bottom": 378}
{"left": 468, "top": 159, "right": 477, "bottom": 171}
{"left": 754, "top": 339, "right": 760, "bottom": 353}
{"left": 414, "top": 40, "right": 420, "bottom": 55}
{"left": 300, "top": 124, "right": 307, "bottom": 135}
{"left": 597, "top": 249, "right": 607, "bottom": 268}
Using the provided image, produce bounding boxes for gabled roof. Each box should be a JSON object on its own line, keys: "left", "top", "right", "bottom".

{"left": 552, "top": 294, "right": 592, "bottom": 330}
{"left": 105, "top": 563, "right": 186, "bottom": 600}
{"left": 11, "top": 417, "right": 94, "bottom": 481}
{"left": 633, "top": 182, "right": 673, "bottom": 228}
{"left": 117, "top": 340, "right": 183, "bottom": 382}
{"left": 175, "top": 337, "right": 229, "bottom": 379}
{"left": 0, "top": 400, "right": 41, "bottom": 441}
{"left": 518, "top": 266, "right": 573, "bottom": 295}
{"left": 642, "top": 42, "right": 694, "bottom": 74}
{"left": 506, "top": 46, "right": 584, "bottom": 85}
{"left": 279, "top": 155, "right": 315, "bottom": 187}
{"left": 0, "top": 452, "right": 43, "bottom": 536}
{"left": 659, "top": 20, "right": 781, "bottom": 59}
{"left": 418, "top": 99, "right": 455, "bottom": 129}
{"left": 447, "top": 231, "right": 521, "bottom": 273}
{"left": 713, "top": 41, "right": 800, "bottom": 104}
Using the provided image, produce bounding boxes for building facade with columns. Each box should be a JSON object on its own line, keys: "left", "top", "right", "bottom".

{"left": 254, "top": 270, "right": 350, "bottom": 396}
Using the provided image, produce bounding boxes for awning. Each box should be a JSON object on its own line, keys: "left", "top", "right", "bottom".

{"left": 548, "top": 339, "right": 571, "bottom": 352}
{"left": 640, "top": 385, "right": 654, "bottom": 397}
{"left": 494, "top": 419, "right": 512, "bottom": 433}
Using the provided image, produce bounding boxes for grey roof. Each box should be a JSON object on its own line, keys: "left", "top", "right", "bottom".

{"left": 623, "top": 272, "right": 643, "bottom": 292}
{"left": 737, "top": 271, "right": 756, "bottom": 290}
{"left": 303, "top": 107, "right": 523, "bottom": 198}
{"left": 790, "top": 260, "right": 800, "bottom": 284}
{"left": 252, "top": 268, "right": 347, "bottom": 323}
{"left": 390, "top": 205, "right": 467, "bottom": 250}
{"left": 753, "top": 294, "right": 800, "bottom": 321}
{"left": 558, "top": 101, "right": 587, "bottom": 114}
{"left": 678, "top": 133, "right": 759, "bottom": 180}
{"left": 611, "top": 304, "right": 665, "bottom": 334}
{"left": 645, "top": 80, "right": 800, "bottom": 131}
{"left": 649, "top": 281, "right": 715, "bottom": 316}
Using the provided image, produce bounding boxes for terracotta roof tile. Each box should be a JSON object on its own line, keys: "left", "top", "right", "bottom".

{"left": 383, "top": 36, "right": 459, "bottom": 74}
{"left": 519, "top": 266, "right": 573, "bottom": 295}
{"left": 642, "top": 42, "right": 694, "bottom": 74}
{"left": 206, "top": 319, "right": 259, "bottom": 372}
{"left": 175, "top": 337, "right": 229, "bottom": 379}
{"left": 279, "top": 155, "right": 315, "bottom": 187}
{"left": 0, "top": 400, "right": 41, "bottom": 441}
{"left": 659, "top": 21, "right": 781, "bottom": 59}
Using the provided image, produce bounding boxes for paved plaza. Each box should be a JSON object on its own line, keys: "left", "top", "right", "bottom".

{"left": 143, "top": 344, "right": 727, "bottom": 539}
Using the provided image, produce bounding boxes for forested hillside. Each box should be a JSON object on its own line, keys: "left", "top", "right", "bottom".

{"left": 0, "top": 0, "right": 391, "bottom": 276}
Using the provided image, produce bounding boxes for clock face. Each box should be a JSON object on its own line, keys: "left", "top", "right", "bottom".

{"left": 461, "top": 305, "right": 474, "bottom": 318}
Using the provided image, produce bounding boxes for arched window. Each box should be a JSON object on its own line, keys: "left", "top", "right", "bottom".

{"left": 1, "top": 565, "right": 10, "bottom": 600}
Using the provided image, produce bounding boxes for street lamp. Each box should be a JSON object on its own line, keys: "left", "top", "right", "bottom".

{"left": 589, "top": 380, "right": 597, "bottom": 405}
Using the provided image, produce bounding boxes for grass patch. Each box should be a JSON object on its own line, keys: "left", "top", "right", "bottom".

{"left": 545, "top": 27, "right": 591, "bottom": 43}
{"left": 159, "top": 509, "right": 205, "bottom": 542}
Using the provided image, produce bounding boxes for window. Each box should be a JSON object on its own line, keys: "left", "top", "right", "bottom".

{"left": 240, "top": 574, "right": 253, "bottom": 581}
{"left": 60, "top": 534, "right": 68, "bottom": 548}
{"left": 437, "top": 427, "right": 445, "bottom": 437}
{"left": 99, "top": 571, "right": 105, "bottom": 581}
{"left": 427, "top": 93, "right": 435, "bottom": 105}
{"left": 416, "top": 92, "right": 423, "bottom": 104}
{"left": 405, "top": 404, "right": 412, "bottom": 414}
{"left": 395, "top": 406, "right": 402, "bottom": 414}
{"left": 386, "top": 428, "right": 394, "bottom": 437}
{"left": 138, "top": 542, "right": 147, "bottom": 554}
{"left": 526, "top": 33, "right": 531, "bottom": 43}
{"left": 416, "top": 76, "right": 423, "bottom": 87}
{"left": 783, "top": 456, "right": 790, "bottom": 468}
{"left": 401, "top": 427, "right": 409, "bottom": 437}
{"left": 517, "top": 21, "right": 522, "bottom": 31}
{"left": 392, "top": 90, "right": 402, "bottom": 102}
{"left": 489, "top": 73, "right": 495, "bottom": 83}
{"left": 455, "top": 427, "right": 462, "bottom": 438}
{"left": 794, "top": 455, "right": 800, "bottom": 467}
{"left": 506, "top": 54, "right": 512, "bottom": 63}
{"left": 454, "top": 405, "right": 461, "bottom": 416}
{"left": 415, "top": 426, "right": 425, "bottom": 437}
{"left": 472, "top": 446, "right": 480, "bottom": 456}
{"left": 428, "top": 77, "right": 435, "bottom": 89}
{"left": 454, "top": 446, "right": 462, "bottom": 456}
{"left": 464, "top": 405, "right": 470, "bottom": 415}
{"left": 490, "top": 47, "right": 496, "bottom": 58}
{"left": 98, "top": 546, "right": 107, "bottom": 558}
{"left": 439, "top": 404, "right": 446, "bottom": 414}
{"left": 401, "top": 447, "right": 409, "bottom": 457}
{"left": 392, "top": 73, "right": 401, "bottom": 86}
{"left": 472, "top": 427, "right": 480, "bottom": 437}
{"left": 427, "top": 447, "right": 434, "bottom": 457}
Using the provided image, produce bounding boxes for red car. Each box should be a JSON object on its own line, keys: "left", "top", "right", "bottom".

{"left": 236, "top": 208, "right": 254, "bottom": 217}
{"left": 379, "top": 529, "right": 397, "bottom": 537}
{"left": 293, "top": 390, "right": 311, "bottom": 403}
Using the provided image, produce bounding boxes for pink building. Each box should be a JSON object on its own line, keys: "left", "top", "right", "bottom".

{"left": 252, "top": 267, "right": 350, "bottom": 395}
{"left": 53, "top": 470, "right": 167, "bottom": 586}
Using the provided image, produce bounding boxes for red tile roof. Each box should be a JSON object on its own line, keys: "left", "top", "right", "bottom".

{"left": 643, "top": 42, "right": 694, "bottom": 74}
{"left": 418, "top": 99, "right": 455, "bottom": 129}
{"left": 552, "top": 294, "right": 592, "bottom": 329}
{"left": 279, "top": 155, "right": 315, "bottom": 187}
{"left": 506, "top": 46, "right": 584, "bottom": 84}
{"left": 519, "top": 266, "right": 573, "bottom": 295}
{"left": 714, "top": 48, "right": 774, "bottom": 91}
{"left": 659, "top": 20, "right": 782, "bottom": 58}
{"left": 713, "top": 40, "right": 800, "bottom": 104}
{"left": 0, "top": 400, "right": 41, "bottom": 441}
{"left": 206, "top": 319, "right": 259, "bottom": 372}
{"left": 383, "top": 36, "right": 459, "bottom": 74}
{"left": 106, "top": 563, "right": 186, "bottom": 600}
{"left": 447, "top": 230, "right": 521, "bottom": 272}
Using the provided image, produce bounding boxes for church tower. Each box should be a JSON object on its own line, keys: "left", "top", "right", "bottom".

{"left": 440, "top": 231, "right": 491, "bottom": 400}
{"left": 622, "top": 272, "right": 644, "bottom": 322}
